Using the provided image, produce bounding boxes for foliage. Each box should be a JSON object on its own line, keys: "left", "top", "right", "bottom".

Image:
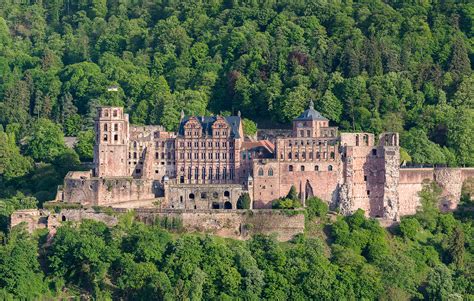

{"left": 24, "top": 118, "right": 67, "bottom": 163}
{"left": 0, "top": 0, "right": 471, "bottom": 165}
{"left": 74, "top": 130, "right": 94, "bottom": 161}
{"left": 237, "top": 193, "right": 251, "bottom": 209}
{"left": 306, "top": 197, "right": 329, "bottom": 220}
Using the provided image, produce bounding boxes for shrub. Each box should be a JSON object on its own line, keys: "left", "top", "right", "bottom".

{"left": 306, "top": 197, "right": 328, "bottom": 219}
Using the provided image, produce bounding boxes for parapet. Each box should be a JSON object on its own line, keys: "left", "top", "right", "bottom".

{"left": 340, "top": 132, "right": 374, "bottom": 147}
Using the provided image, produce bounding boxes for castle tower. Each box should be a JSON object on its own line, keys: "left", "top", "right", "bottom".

{"left": 94, "top": 107, "right": 129, "bottom": 177}
{"left": 292, "top": 100, "right": 329, "bottom": 138}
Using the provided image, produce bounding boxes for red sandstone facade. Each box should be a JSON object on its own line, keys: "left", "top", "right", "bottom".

{"left": 55, "top": 104, "right": 474, "bottom": 220}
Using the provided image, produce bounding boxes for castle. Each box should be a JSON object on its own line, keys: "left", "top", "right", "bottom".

{"left": 54, "top": 102, "right": 474, "bottom": 221}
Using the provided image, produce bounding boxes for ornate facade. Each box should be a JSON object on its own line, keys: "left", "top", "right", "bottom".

{"left": 55, "top": 103, "right": 474, "bottom": 220}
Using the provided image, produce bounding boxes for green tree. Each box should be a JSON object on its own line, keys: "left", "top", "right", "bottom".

{"left": 237, "top": 193, "right": 251, "bottom": 209}
{"left": 75, "top": 130, "right": 94, "bottom": 161}
{"left": 25, "top": 118, "right": 67, "bottom": 162}
{"left": 0, "top": 129, "right": 32, "bottom": 181}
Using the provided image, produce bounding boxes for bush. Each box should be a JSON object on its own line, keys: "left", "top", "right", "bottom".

{"left": 306, "top": 197, "right": 328, "bottom": 219}
{"left": 272, "top": 198, "right": 300, "bottom": 209}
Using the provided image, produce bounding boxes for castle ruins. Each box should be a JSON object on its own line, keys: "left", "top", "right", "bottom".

{"left": 47, "top": 102, "right": 473, "bottom": 221}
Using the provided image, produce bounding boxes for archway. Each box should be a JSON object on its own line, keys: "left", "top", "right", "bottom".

{"left": 212, "top": 202, "right": 219, "bottom": 209}
{"left": 224, "top": 201, "right": 232, "bottom": 209}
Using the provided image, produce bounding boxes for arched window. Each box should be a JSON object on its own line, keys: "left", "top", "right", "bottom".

{"left": 104, "top": 124, "right": 108, "bottom": 131}
{"left": 288, "top": 152, "right": 292, "bottom": 159}
{"left": 315, "top": 165, "right": 319, "bottom": 171}
{"left": 328, "top": 165, "right": 333, "bottom": 171}
{"left": 189, "top": 193, "right": 195, "bottom": 199}
{"left": 103, "top": 134, "right": 108, "bottom": 142}
{"left": 113, "top": 110, "right": 118, "bottom": 117}
{"left": 289, "top": 165, "right": 293, "bottom": 172}
{"left": 268, "top": 168, "right": 273, "bottom": 176}
{"left": 301, "top": 165, "right": 305, "bottom": 171}
{"left": 258, "top": 168, "right": 264, "bottom": 176}
{"left": 224, "top": 191, "right": 230, "bottom": 197}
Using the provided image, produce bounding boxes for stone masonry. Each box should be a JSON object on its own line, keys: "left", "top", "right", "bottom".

{"left": 49, "top": 103, "right": 474, "bottom": 221}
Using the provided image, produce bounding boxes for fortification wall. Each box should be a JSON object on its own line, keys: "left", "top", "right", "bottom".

{"left": 10, "top": 209, "right": 304, "bottom": 242}
{"left": 135, "top": 209, "right": 305, "bottom": 241}
{"left": 398, "top": 169, "right": 434, "bottom": 216}
{"left": 62, "top": 177, "right": 156, "bottom": 206}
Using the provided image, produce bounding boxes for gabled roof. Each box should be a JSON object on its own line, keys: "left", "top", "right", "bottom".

{"left": 178, "top": 115, "right": 241, "bottom": 138}
{"left": 294, "top": 100, "right": 328, "bottom": 121}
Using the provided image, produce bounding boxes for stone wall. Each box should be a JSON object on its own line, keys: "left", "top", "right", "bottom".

{"left": 135, "top": 209, "right": 305, "bottom": 241}
{"left": 10, "top": 209, "right": 304, "bottom": 242}
{"left": 163, "top": 184, "right": 244, "bottom": 209}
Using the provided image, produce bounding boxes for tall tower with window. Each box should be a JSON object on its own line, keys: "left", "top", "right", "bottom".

{"left": 94, "top": 107, "right": 130, "bottom": 177}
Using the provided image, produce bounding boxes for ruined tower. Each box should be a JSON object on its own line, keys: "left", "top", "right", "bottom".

{"left": 94, "top": 107, "right": 130, "bottom": 177}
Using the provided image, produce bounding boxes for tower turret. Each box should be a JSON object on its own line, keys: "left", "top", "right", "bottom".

{"left": 94, "top": 107, "right": 130, "bottom": 177}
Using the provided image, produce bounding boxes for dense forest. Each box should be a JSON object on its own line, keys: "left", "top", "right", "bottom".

{"left": 0, "top": 183, "right": 473, "bottom": 299}
{"left": 0, "top": 0, "right": 473, "bottom": 169}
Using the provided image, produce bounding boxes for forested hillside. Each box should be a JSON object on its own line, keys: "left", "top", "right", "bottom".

{"left": 0, "top": 0, "right": 473, "bottom": 167}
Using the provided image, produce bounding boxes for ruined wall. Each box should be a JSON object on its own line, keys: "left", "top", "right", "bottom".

{"left": 164, "top": 184, "right": 244, "bottom": 209}
{"left": 11, "top": 209, "right": 304, "bottom": 242}
{"left": 62, "top": 176, "right": 156, "bottom": 206}
{"left": 135, "top": 209, "right": 305, "bottom": 241}
{"left": 397, "top": 168, "right": 471, "bottom": 216}
{"left": 10, "top": 210, "right": 48, "bottom": 232}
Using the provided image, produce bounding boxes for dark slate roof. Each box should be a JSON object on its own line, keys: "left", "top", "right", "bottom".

{"left": 178, "top": 116, "right": 242, "bottom": 138}
{"left": 294, "top": 100, "right": 328, "bottom": 121}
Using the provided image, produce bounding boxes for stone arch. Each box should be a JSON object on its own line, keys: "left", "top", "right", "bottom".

{"left": 224, "top": 201, "right": 232, "bottom": 209}
{"left": 189, "top": 193, "right": 195, "bottom": 200}
{"left": 224, "top": 191, "right": 230, "bottom": 197}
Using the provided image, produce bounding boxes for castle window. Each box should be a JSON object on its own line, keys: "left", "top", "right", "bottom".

{"left": 187, "top": 153, "right": 191, "bottom": 159}
{"left": 133, "top": 141, "right": 137, "bottom": 148}
{"left": 103, "top": 134, "right": 108, "bottom": 142}
{"left": 330, "top": 152, "right": 335, "bottom": 159}
{"left": 187, "top": 142, "right": 192, "bottom": 147}
{"left": 316, "top": 152, "right": 321, "bottom": 159}
{"left": 372, "top": 149, "right": 377, "bottom": 156}
{"left": 295, "top": 152, "right": 299, "bottom": 159}
{"left": 155, "top": 152, "right": 158, "bottom": 159}
{"left": 201, "top": 192, "right": 207, "bottom": 199}
{"left": 288, "top": 152, "right": 292, "bottom": 159}
{"left": 328, "top": 165, "right": 333, "bottom": 171}
{"left": 268, "top": 168, "right": 273, "bottom": 176}
{"left": 307, "top": 130, "right": 310, "bottom": 137}
{"left": 364, "top": 135, "right": 369, "bottom": 146}
{"left": 223, "top": 167, "right": 227, "bottom": 179}
{"left": 209, "top": 167, "right": 213, "bottom": 179}
{"left": 302, "top": 152, "right": 306, "bottom": 159}
{"left": 364, "top": 175, "right": 367, "bottom": 181}
{"left": 104, "top": 110, "right": 109, "bottom": 117}
{"left": 113, "top": 110, "right": 118, "bottom": 117}
{"left": 104, "top": 124, "right": 108, "bottom": 131}
{"left": 230, "top": 168, "right": 234, "bottom": 180}
{"left": 136, "top": 169, "right": 141, "bottom": 174}
{"left": 201, "top": 153, "right": 205, "bottom": 159}
{"left": 309, "top": 152, "right": 313, "bottom": 159}
{"left": 114, "top": 134, "right": 118, "bottom": 141}
{"left": 315, "top": 165, "right": 319, "bottom": 171}
{"left": 367, "top": 190, "right": 370, "bottom": 196}
{"left": 301, "top": 165, "right": 305, "bottom": 171}
{"left": 161, "top": 152, "right": 165, "bottom": 159}
{"left": 300, "top": 130, "right": 304, "bottom": 137}
{"left": 194, "top": 153, "right": 198, "bottom": 159}
{"left": 180, "top": 153, "right": 184, "bottom": 159}
{"left": 224, "top": 191, "right": 230, "bottom": 197}
{"left": 202, "top": 167, "right": 206, "bottom": 179}
{"left": 230, "top": 153, "right": 233, "bottom": 159}
{"left": 289, "top": 165, "right": 293, "bottom": 172}
{"left": 280, "top": 153, "right": 283, "bottom": 159}
{"left": 216, "top": 168, "right": 220, "bottom": 179}
{"left": 194, "top": 142, "right": 198, "bottom": 147}
{"left": 195, "top": 167, "right": 199, "bottom": 180}
{"left": 114, "top": 124, "right": 118, "bottom": 131}
{"left": 258, "top": 168, "right": 264, "bottom": 176}
{"left": 216, "top": 153, "right": 220, "bottom": 159}
{"left": 167, "top": 152, "right": 171, "bottom": 159}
